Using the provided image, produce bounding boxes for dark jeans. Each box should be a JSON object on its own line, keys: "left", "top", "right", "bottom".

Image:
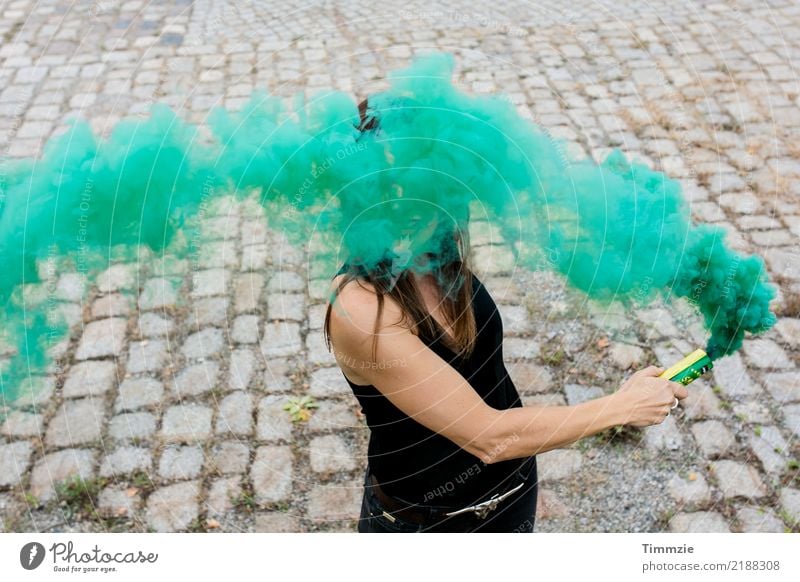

{"left": 357, "top": 458, "right": 538, "bottom": 533}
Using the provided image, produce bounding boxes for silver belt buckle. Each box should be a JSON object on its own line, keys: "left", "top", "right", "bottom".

{"left": 443, "top": 481, "right": 525, "bottom": 519}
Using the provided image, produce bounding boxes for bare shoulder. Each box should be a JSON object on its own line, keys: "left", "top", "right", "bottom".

{"left": 327, "top": 274, "right": 406, "bottom": 336}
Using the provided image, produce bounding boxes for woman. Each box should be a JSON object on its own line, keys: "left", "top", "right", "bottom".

{"left": 322, "top": 99, "right": 689, "bottom": 533}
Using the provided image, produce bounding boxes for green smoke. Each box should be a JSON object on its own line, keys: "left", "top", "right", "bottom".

{"left": 0, "top": 51, "right": 776, "bottom": 402}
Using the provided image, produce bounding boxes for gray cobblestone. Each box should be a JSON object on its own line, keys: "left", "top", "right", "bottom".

{"left": 161, "top": 404, "right": 213, "bottom": 443}
{"left": 507, "top": 362, "right": 552, "bottom": 393}
{"left": 99, "top": 446, "right": 152, "bottom": 478}
{"left": 126, "top": 340, "right": 169, "bottom": 374}
{"left": 256, "top": 395, "right": 293, "bottom": 442}
{"left": 197, "top": 240, "right": 238, "bottom": 269}
{"left": 503, "top": 337, "right": 541, "bottom": 360}
{"left": 306, "top": 331, "right": 334, "bottom": 366}
{"left": 783, "top": 404, "right": 800, "bottom": 439}
{"left": 0, "top": 440, "right": 33, "bottom": 487}
{"left": 55, "top": 272, "right": 86, "bottom": 302}
{"left": 145, "top": 480, "right": 201, "bottom": 532}
{"left": 690, "top": 420, "right": 735, "bottom": 458}
{"left": 775, "top": 318, "right": 800, "bottom": 346}
{"left": 762, "top": 371, "right": 800, "bottom": 403}
{"left": 254, "top": 511, "right": 300, "bottom": 532}
{"left": 209, "top": 441, "right": 250, "bottom": 475}
{"left": 228, "top": 348, "right": 256, "bottom": 390}
{"left": 712, "top": 353, "right": 759, "bottom": 399}
{"left": 1, "top": 410, "right": 44, "bottom": 438}
{"left": 309, "top": 434, "right": 356, "bottom": 475}
{"left": 260, "top": 321, "right": 302, "bottom": 358}
{"left": 171, "top": 361, "right": 220, "bottom": 397}
{"left": 216, "top": 392, "right": 254, "bottom": 437}
{"left": 497, "top": 304, "right": 534, "bottom": 335}
{"left": 681, "top": 381, "right": 724, "bottom": 420}
{"left": 97, "top": 265, "right": 137, "bottom": 294}
{"left": 91, "top": 293, "right": 133, "bottom": 319}
{"left": 206, "top": 475, "right": 242, "bottom": 515}
{"left": 241, "top": 244, "right": 268, "bottom": 271}
{"left": 779, "top": 488, "right": 800, "bottom": 528}
{"left": 240, "top": 219, "right": 267, "bottom": 245}
{"left": 609, "top": 343, "right": 645, "bottom": 369}
{"left": 710, "top": 460, "right": 768, "bottom": 501}
{"left": 667, "top": 472, "right": 711, "bottom": 506}
{"left": 741, "top": 339, "right": 793, "bottom": 369}
{"left": 538, "top": 449, "right": 583, "bottom": 482}
{"left": 187, "top": 297, "right": 230, "bottom": 327}
{"left": 62, "top": 360, "right": 117, "bottom": 398}
{"left": 30, "top": 448, "right": 96, "bottom": 503}
{"left": 643, "top": 415, "right": 685, "bottom": 451}
{"left": 46, "top": 397, "right": 105, "bottom": 447}
{"left": 231, "top": 315, "right": 259, "bottom": 344}
{"left": 266, "top": 293, "right": 306, "bottom": 321}
{"left": 564, "top": 384, "right": 605, "bottom": 406}
{"left": 735, "top": 505, "right": 786, "bottom": 533}
{"left": 307, "top": 400, "right": 358, "bottom": 432}
{"left": 732, "top": 399, "right": 773, "bottom": 424}
{"left": 136, "top": 313, "right": 175, "bottom": 337}
{"left": 139, "top": 277, "right": 181, "bottom": 310}
{"left": 267, "top": 271, "right": 305, "bottom": 293}
{"left": 158, "top": 445, "right": 204, "bottom": 480}
{"left": 306, "top": 481, "right": 362, "bottom": 521}
{"left": 108, "top": 412, "right": 157, "bottom": 441}
{"left": 115, "top": 377, "right": 164, "bottom": 412}
{"left": 98, "top": 485, "right": 141, "bottom": 518}
{"left": 309, "top": 366, "right": 350, "bottom": 398}
{"left": 75, "top": 318, "right": 128, "bottom": 360}
{"left": 748, "top": 426, "right": 790, "bottom": 477}
{"left": 181, "top": 327, "right": 225, "bottom": 360}
{"left": 251, "top": 445, "right": 293, "bottom": 504}
{"left": 669, "top": 511, "right": 731, "bottom": 533}
{"left": 263, "top": 358, "right": 295, "bottom": 392}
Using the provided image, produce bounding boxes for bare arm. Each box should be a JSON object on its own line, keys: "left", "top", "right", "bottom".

{"left": 327, "top": 280, "right": 687, "bottom": 464}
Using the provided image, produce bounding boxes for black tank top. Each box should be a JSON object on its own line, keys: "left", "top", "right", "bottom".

{"left": 334, "top": 263, "right": 537, "bottom": 507}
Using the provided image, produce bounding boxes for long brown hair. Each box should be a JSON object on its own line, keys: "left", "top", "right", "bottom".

{"left": 322, "top": 97, "right": 478, "bottom": 365}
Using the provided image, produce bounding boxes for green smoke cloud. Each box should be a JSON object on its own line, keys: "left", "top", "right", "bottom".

{"left": 0, "top": 51, "right": 776, "bottom": 402}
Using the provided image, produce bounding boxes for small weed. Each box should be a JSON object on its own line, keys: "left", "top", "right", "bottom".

{"left": 776, "top": 288, "right": 800, "bottom": 317}
{"left": 187, "top": 516, "right": 208, "bottom": 533}
{"left": 778, "top": 509, "right": 799, "bottom": 532}
{"left": 656, "top": 507, "right": 676, "bottom": 529}
{"left": 129, "top": 470, "right": 156, "bottom": 495}
{"left": 283, "top": 395, "right": 319, "bottom": 423}
{"left": 22, "top": 491, "right": 40, "bottom": 508}
{"left": 540, "top": 345, "right": 566, "bottom": 366}
{"left": 52, "top": 475, "right": 110, "bottom": 521}
{"left": 754, "top": 425, "right": 762, "bottom": 437}
{"left": 232, "top": 483, "right": 258, "bottom": 514}
{"left": 594, "top": 424, "right": 642, "bottom": 446}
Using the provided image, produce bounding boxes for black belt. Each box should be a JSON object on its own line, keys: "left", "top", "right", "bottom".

{"left": 368, "top": 458, "right": 535, "bottom": 526}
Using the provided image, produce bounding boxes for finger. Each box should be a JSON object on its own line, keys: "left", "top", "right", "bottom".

{"left": 639, "top": 365, "right": 665, "bottom": 377}
{"left": 674, "top": 385, "right": 689, "bottom": 400}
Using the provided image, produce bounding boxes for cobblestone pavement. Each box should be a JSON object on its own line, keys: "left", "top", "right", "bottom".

{"left": 1, "top": 0, "right": 800, "bottom": 533}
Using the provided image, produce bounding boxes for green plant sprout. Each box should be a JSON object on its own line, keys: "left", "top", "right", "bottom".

{"left": 283, "top": 395, "right": 319, "bottom": 423}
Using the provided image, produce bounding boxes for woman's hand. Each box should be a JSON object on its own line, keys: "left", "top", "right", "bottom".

{"left": 611, "top": 365, "right": 689, "bottom": 428}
